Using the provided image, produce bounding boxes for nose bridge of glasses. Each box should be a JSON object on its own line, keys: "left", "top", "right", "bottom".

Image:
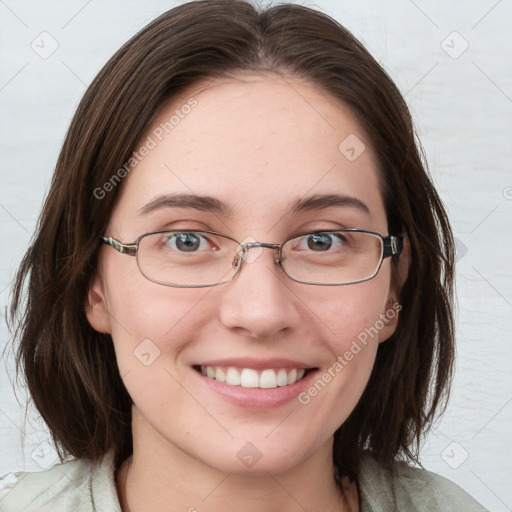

{"left": 244, "top": 241, "right": 280, "bottom": 250}
{"left": 237, "top": 241, "right": 281, "bottom": 265}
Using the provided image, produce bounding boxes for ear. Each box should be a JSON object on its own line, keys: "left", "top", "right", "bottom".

{"left": 377, "top": 296, "right": 402, "bottom": 343}
{"left": 85, "top": 271, "right": 112, "bottom": 334}
{"left": 379, "top": 236, "right": 410, "bottom": 343}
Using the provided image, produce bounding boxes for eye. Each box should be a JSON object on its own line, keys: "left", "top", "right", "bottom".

{"left": 164, "top": 232, "right": 214, "bottom": 253}
{"left": 295, "top": 232, "right": 347, "bottom": 252}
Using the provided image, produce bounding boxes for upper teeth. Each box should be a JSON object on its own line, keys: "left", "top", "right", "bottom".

{"left": 200, "top": 366, "right": 306, "bottom": 388}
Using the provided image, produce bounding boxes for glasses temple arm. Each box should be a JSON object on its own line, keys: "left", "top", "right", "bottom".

{"left": 100, "top": 236, "right": 137, "bottom": 256}
{"left": 382, "top": 235, "right": 404, "bottom": 258}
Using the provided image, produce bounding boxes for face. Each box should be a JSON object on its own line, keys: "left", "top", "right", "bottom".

{"left": 87, "top": 73, "right": 399, "bottom": 475}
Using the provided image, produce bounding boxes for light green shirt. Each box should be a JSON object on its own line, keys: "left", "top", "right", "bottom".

{"left": 0, "top": 450, "right": 488, "bottom": 511}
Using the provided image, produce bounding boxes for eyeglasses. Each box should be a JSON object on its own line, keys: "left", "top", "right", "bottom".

{"left": 100, "top": 229, "right": 403, "bottom": 287}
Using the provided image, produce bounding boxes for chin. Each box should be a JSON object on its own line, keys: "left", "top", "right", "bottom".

{"left": 191, "top": 434, "right": 320, "bottom": 476}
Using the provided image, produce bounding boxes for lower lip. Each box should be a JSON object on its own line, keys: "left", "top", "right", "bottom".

{"left": 193, "top": 368, "right": 319, "bottom": 409}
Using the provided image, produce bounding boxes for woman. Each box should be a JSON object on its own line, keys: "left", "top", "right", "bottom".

{"left": 0, "top": 1, "right": 487, "bottom": 510}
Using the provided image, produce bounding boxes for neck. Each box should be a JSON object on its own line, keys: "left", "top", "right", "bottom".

{"left": 115, "top": 416, "right": 359, "bottom": 512}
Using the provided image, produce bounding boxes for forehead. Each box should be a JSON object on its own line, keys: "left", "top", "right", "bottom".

{"left": 110, "top": 73, "right": 386, "bottom": 235}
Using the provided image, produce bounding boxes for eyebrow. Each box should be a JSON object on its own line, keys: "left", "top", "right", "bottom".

{"left": 289, "top": 193, "right": 370, "bottom": 215}
{"left": 138, "top": 193, "right": 233, "bottom": 216}
{"left": 138, "top": 192, "right": 370, "bottom": 217}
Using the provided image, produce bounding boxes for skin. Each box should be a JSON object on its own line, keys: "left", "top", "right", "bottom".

{"left": 86, "top": 72, "right": 402, "bottom": 512}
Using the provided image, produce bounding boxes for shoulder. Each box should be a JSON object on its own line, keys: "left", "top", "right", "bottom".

{"left": 358, "top": 451, "right": 488, "bottom": 512}
{"left": 0, "top": 450, "right": 121, "bottom": 512}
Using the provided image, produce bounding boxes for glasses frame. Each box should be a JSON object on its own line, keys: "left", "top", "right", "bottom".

{"left": 100, "top": 228, "right": 403, "bottom": 288}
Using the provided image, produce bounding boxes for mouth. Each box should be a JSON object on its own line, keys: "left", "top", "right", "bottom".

{"left": 193, "top": 365, "right": 313, "bottom": 389}
{"left": 192, "top": 357, "right": 320, "bottom": 408}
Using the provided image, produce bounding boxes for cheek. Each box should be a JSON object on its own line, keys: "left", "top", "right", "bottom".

{"left": 297, "top": 271, "right": 391, "bottom": 410}
{"left": 303, "top": 268, "right": 392, "bottom": 346}
{"left": 102, "top": 255, "right": 212, "bottom": 372}
{"left": 105, "top": 285, "right": 212, "bottom": 426}
{"left": 295, "top": 294, "right": 385, "bottom": 441}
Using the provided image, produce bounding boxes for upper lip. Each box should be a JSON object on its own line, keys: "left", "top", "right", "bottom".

{"left": 194, "top": 358, "right": 317, "bottom": 370}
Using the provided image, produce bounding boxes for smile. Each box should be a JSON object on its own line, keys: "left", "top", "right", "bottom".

{"left": 199, "top": 365, "right": 308, "bottom": 388}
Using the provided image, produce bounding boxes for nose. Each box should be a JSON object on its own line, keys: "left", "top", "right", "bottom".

{"left": 218, "top": 245, "right": 301, "bottom": 339}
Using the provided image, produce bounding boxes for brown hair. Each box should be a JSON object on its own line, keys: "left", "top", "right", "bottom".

{"left": 6, "top": 0, "right": 454, "bottom": 481}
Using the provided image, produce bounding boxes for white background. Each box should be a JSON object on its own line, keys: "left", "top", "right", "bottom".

{"left": 0, "top": 1, "right": 511, "bottom": 510}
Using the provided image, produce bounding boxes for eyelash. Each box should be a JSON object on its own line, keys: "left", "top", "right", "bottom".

{"left": 156, "top": 220, "right": 355, "bottom": 236}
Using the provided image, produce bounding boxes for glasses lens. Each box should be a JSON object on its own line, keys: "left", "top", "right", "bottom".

{"left": 281, "top": 231, "right": 383, "bottom": 285}
{"left": 137, "top": 231, "right": 239, "bottom": 287}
